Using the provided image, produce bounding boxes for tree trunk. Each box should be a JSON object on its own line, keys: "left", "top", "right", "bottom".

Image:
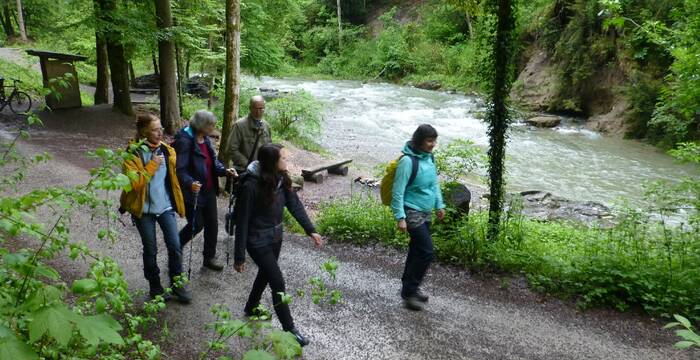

{"left": 175, "top": 43, "right": 184, "bottom": 116}
{"left": 485, "top": 0, "right": 516, "bottom": 241}
{"left": 466, "top": 11, "right": 474, "bottom": 39}
{"left": 15, "top": 0, "right": 26, "bottom": 41}
{"left": 152, "top": 52, "right": 159, "bottom": 76}
{"left": 128, "top": 61, "right": 136, "bottom": 87}
{"left": 154, "top": 0, "right": 181, "bottom": 135}
{"left": 98, "top": 0, "right": 133, "bottom": 115}
{"left": 220, "top": 0, "right": 241, "bottom": 159}
{"left": 336, "top": 0, "right": 342, "bottom": 49}
{"left": 2, "top": 5, "right": 15, "bottom": 37}
{"left": 94, "top": 25, "right": 110, "bottom": 105}
{"left": 185, "top": 52, "right": 191, "bottom": 79}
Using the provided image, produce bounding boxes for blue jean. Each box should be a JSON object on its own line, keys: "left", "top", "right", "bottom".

{"left": 401, "top": 221, "right": 434, "bottom": 298}
{"left": 133, "top": 210, "right": 183, "bottom": 287}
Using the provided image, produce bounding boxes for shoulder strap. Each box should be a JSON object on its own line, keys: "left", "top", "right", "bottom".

{"left": 405, "top": 155, "right": 419, "bottom": 186}
{"left": 246, "top": 130, "right": 263, "bottom": 168}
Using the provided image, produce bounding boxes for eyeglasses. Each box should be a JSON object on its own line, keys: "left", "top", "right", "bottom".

{"left": 150, "top": 127, "right": 165, "bottom": 133}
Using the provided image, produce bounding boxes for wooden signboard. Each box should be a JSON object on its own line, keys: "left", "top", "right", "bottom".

{"left": 26, "top": 50, "right": 87, "bottom": 110}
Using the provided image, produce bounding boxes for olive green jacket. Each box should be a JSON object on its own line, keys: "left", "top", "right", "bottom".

{"left": 226, "top": 115, "right": 272, "bottom": 170}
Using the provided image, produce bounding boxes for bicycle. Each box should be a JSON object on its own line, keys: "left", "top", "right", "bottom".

{"left": 0, "top": 78, "right": 32, "bottom": 115}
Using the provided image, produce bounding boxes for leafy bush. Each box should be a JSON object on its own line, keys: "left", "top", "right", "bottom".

{"left": 665, "top": 315, "right": 700, "bottom": 350}
{"left": 266, "top": 90, "right": 324, "bottom": 152}
{"left": 434, "top": 139, "right": 486, "bottom": 183}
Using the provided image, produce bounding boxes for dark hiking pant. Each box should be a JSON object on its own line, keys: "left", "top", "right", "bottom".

{"left": 245, "top": 240, "right": 295, "bottom": 331}
{"left": 133, "top": 210, "right": 183, "bottom": 288}
{"left": 179, "top": 190, "right": 218, "bottom": 261}
{"left": 401, "top": 221, "right": 434, "bottom": 299}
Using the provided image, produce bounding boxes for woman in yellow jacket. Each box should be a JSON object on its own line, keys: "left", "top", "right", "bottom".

{"left": 120, "top": 114, "right": 191, "bottom": 303}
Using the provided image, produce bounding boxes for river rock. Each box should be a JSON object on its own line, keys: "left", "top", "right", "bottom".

{"left": 526, "top": 115, "right": 561, "bottom": 128}
{"left": 134, "top": 73, "right": 159, "bottom": 89}
{"left": 510, "top": 190, "right": 612, "bottom": 223}
{"left": 415, "top": 80, "right": 442, "bottom": 91}
{"left": 444, "top": 182, "right": 471, "bottom": 216}
{"left": 259, "top": 87, "right": 290, "bottom": 101}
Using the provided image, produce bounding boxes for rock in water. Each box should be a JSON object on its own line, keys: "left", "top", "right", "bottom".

{"left": 513, "top": 190, "right": 612, "bottom": 223}
{"left": 415, "top": 80, "right": 442, "bottom": 91}
{"left": 526, "top": 115, "right": 561, "bottom": 128}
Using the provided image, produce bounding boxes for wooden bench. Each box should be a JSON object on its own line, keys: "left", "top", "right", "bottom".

{"left": 130, "top": 88, "right": 159, "bottom": 95}
{"left": 301, "top": 159, "right": 352, "bottom": 184}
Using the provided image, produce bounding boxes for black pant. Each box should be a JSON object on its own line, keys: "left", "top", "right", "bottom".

{"left": 245, "top": 240, "right": 295, "bottom": 331}
{"left": 179, "top": 190, "right": 218, "bottom": 260}
{"left": 401, "top": 221, "right": 434, "bottom": 298}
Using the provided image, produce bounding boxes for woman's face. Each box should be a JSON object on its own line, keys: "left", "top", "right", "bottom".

{"left": 277, "top": 148, "right": 289, "bottom": 172}
{"left": 144, "top": 119, "right": 164, "bottom": 144}
{"left": 421, "top": 137, "right": 438, "bottom": 153}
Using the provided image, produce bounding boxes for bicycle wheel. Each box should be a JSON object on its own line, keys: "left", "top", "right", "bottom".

{"left": 9, "top": 91, "right": 32, "bottom": 114}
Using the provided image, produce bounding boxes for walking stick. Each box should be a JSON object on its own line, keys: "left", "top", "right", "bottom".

{"left": 187, "top": 182, "right": 200, "bottom": 279}
{"left": 226, "top": 175, "right": 235, "bottom": 266}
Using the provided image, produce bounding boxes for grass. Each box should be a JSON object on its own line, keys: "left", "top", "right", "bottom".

{"left": 315, "top": 191, "right": 700, "bottom": 321}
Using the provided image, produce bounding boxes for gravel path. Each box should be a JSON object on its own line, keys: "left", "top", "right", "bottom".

{"left": 0, "top": 106, "right": 695, "bottom": 360}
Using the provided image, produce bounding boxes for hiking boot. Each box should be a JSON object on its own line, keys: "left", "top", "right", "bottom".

{"left": 244, "top": 304, "right": 260, "bottom": 318}
{"left": 403, "top": 296, "right": 424, "bottom": 311}
{"left": 149, "top": 285, "right": 172, "bottom": 302}
{"left": 415, "top": 290, "right": 429, "bottom": 303}
{"left": 289, "top": 328, "right": 310, "bottom": 347}
{"left": 203, "top": 258, "right": 224, "bottom": 271}
{"left": 171, "top": 284, "right": 192, "bottom": 304}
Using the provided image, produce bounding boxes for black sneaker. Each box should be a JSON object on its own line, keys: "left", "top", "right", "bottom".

{"left": 403, "top": 296, "right": 424, "bottom": 311}
{"left": 203, "top": 258, "right": 224, "bottom": 271}
{"left": 149, "top": 285, "right": 172, "bottom": 301}
{"left": 289, "top": 328, "right": 310, "bottom": 347}
{"left": 172, "top": 284, "right": 192, "bottom": 304}
{"left": 244, "top": 305, "right": 260, "bottom": 317}
{"left": 415, "top": 290, "right": 429, "bottom": 303}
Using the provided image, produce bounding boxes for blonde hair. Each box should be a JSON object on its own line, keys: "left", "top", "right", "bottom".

{"left": 135, "top": 114, "right": 159, "bottom": 139}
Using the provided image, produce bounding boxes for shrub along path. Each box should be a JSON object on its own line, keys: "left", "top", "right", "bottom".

{"left": 0, "top": 106, "right": 693, "bottom": 359}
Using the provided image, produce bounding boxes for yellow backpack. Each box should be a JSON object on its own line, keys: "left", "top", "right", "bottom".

{"left": 380, "top": 155, "right": 419, "bottom": 206}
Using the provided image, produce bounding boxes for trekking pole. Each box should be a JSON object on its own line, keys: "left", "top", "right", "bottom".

{"left": 187, "top": 182, "right": 200, "bottom": 279}
{"left": 226, "top": 175, "right": 235, "bottom": 266}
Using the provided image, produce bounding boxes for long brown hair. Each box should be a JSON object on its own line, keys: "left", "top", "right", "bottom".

{"left": 135, "top": 114, "right": 159, "bottom": 140}
{"left": 257, "top": 144, "right": 292, "bottom": 206}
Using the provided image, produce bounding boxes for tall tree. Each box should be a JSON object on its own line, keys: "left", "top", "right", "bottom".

{"left": 2, "top": 4, "right": 15, "bottom": 37}
{"left": 15, "top": 0, "right": 26, "bottom": 41}
{"left": 98, "top": 0, "right": 133, "bottom": 115}
{"left": 484, "top": 0, "right": 517, "bottom": 241}
{"left": 336, "top": 0, "right": 343, "bottom": 48}
{"left": 219, "top": 0, "right": 241, "bottom": 159}
{"left": 154, "top": 0, "right": 180, "bottom": 134}
{"left": 93, "top": 0, "right": 109, "bottom": 105}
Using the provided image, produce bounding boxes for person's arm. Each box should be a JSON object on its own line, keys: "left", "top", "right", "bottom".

{"left": 390, "top": 156, "right": 412, "bottom": 220}
{"left": 234, "top": 182, "right": 254, "bottom": 265}
{"left": 227, "top": 124, "right": 248, "bottom": 167}
{"left": 284, "top": 188, "right": 316, "bottom": 235}
{"left": 123, "top": 154, "right": 158, "bottom": 193}
{"left": 173, "top": 137, "right": 196, "bottom": 190}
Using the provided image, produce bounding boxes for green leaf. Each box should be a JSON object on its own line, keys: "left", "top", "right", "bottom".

{"left": 72, "top": 279, "right": 98, "bottom": 295}
{"left": 265, "top": 330, "right": 302, "bottom": 359}
{"left": 673, "top": 314, "right": 692, "bottom": 329}
{"left": 0, "top": 325, "right": 13, "bottom": 339}
{"left": 674, "top": 340, "right": 695, "bottom": 349}
{"left": 28, "top": 304, "right": 76, "bottom": 346}
{"left": 0, "top": 336, "right": 39, "bottom": 360}
{"left": 242, "top": 350, "right": 276, "bottom": 360}
{"left": 75, "top": 314, "right": 124, "bottom": 346}
{"left": 34, "top": 264, "right": 60, "bottom": 280}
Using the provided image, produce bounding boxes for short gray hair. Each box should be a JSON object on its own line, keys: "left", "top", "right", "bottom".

{"left": 190, "top": 110, "right": 217, "bottom": 131}
{"left": 249, "top": 95, "right": 265, "bottom": 108}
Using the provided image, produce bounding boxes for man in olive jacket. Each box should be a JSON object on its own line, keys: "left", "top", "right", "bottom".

{"left": 226, "top": 95, "right": 272, "bottom": 172}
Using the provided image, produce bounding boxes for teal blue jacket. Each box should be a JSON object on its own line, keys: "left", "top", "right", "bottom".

{"left": 390, "top": 142, "right": 445, "bottom": 220}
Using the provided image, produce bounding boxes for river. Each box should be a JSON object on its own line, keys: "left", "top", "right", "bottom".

{"left": 251, "top": 76, "right": 697, "bottom": 207}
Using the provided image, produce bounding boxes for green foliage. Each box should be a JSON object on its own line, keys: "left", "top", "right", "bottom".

{"left": 434, "top": 139, "right": 486, "bottom": 184}
{"left": 665, "top": 315, "right": 700, "bottom": 350}
{"left": 266, "top": 90, "right": 324, "bottom": 152}
{"left": 0, "top": 115, "right": 170, "bottom": 359}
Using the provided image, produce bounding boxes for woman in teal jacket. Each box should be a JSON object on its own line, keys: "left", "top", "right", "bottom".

{"left": 391, "top": 124, "right": 446, "bottom": 311}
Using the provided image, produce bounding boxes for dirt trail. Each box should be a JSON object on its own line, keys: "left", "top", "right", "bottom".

{"left": 0, "top": 102, "right": 695, "bottom": 360}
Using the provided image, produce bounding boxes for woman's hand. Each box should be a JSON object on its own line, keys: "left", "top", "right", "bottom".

{"left": 310, "top": 233, "right": 324, "bottom": 248}
{"left": 234, "top": 263, "right": 245, "bottom": 273}
{"left": 437, "top": 209, "right": 446, "bottom": 222}
{"left": 397, "top": 219, "right": 407, "bottom": 233}
{"left": 191, "top": 181, "right": 202, "bottom": 193}
{"left": 152, "top": 154, "right": 164, "bottom": 167}
{"left": 226, "top": 168, "right": 238, "bottom": 178}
